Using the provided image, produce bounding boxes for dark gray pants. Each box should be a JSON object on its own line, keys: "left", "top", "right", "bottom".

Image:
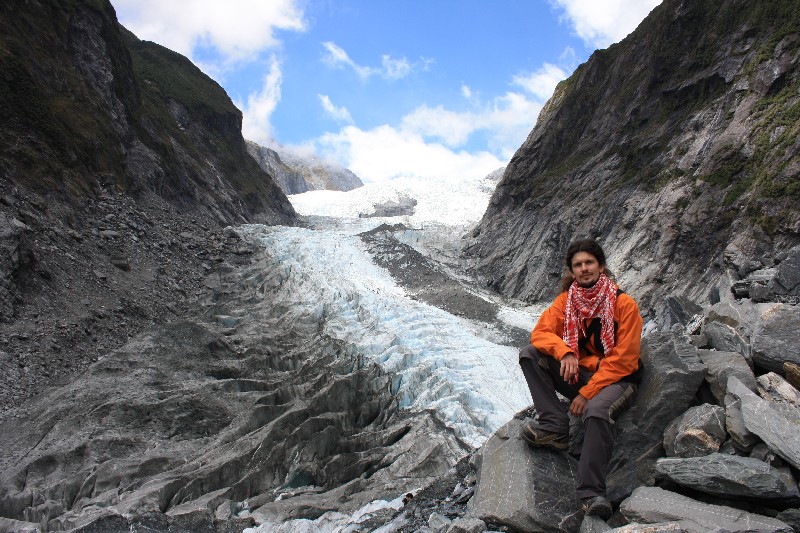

{"left": 519, "top": 345, "right": 636, "bottom": 499}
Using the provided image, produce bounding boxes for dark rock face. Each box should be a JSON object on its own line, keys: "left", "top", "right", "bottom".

{"left": 246, "top": 141, "right": 363, "bottom": 195}
{"left": 0, "top": 0, "right": 296, "bottom": 412}
{"left": 467, "top": 0, "right": 800, "bottom": 320}
{"left": 606, "top": 331, "right": 706, "bottom": 502}
{"left": 0, "top": 0, "right": 294, "bottom": 226}
{"left": 469, "top": 419, "right": 583, "bottom": 532}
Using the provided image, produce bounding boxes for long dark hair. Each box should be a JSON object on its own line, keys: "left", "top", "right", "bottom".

{"left": 560, "top": 238, "right": 615, "bottom": 292}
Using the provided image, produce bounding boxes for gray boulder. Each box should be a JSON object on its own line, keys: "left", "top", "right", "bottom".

{"left": 702, "top": 301, "right": 755, "bottom": 364}
{"left": 757, "top": 372, "right": 800, "bottom": 408}
{"left": 580, "top": 515, "right": 612, "bottom": 532}
{"left": 610, "top": 523, "right": 684, "bottom": 532}
{"left": 620, "top": 486, "right": 792, "bottom": 532}
{"left": 469, "top": 419, "right": 583, "bottom": 532}
{"left": 696, "top": 349, "right": 757, "bottom": 404}
{"left": 750, "top": 303, "right": 800, "bottom": 372}
{"left": 776, "top": 509, "right": 800, "bottom": 533}
{"left": 663, "top": 404, "right": 726, "bottom": 458}
{"left": 771, "top": 245, "right": 800, "bottom": 295}
{"left": 447, "top": 516, "right": 486, "bottom": 533}
{"left": 727, "top": 376, "right": 800, "bottom": 469}
{"left": 725, "top": 377, "right": 763, "bottom": 451}
{"left": 606, "top": 332, "right": 706, "bottom": 502}
{"left": 655, "top": 453, "right": 800, "bottom": 502}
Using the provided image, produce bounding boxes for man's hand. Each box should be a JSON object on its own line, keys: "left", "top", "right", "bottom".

{"left": 560, "top": 353, "right": 579, "bottom": 384}
{"left": 570, "top": 394, "right": 588, "bottom": 416}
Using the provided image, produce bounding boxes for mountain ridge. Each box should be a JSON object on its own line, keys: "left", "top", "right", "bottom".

{"left": 0, "top": 0, "right": 295, "bottom": 410}
{"left": 245, "top": 140, "right": 363, "bottom": 195}
{"left": 467, "top": 0, "right": 800, "bottom": 323}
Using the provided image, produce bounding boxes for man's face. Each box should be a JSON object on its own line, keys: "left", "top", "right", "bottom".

{"left": 570, "top": 251, "right": 605, "bottom": 288}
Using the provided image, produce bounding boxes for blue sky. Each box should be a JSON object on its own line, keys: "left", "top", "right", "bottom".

{"left": 111, "top": 0, "right": 661, "bottom": 182}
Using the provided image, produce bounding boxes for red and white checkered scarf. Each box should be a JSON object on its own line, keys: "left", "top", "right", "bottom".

{"left": 563, "top": 273, "right": 617, "bottom": 362}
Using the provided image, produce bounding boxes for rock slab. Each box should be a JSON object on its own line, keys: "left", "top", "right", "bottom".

{"left": 620, "top": 486, "right": 792, "bottom": 532}
{"left": 469, "top": 419, "right": 583, "bottom": 533}
{"left": 655, "top": 453, "right": 800, "bottom": 501}
{"left": 727, "top": 376, "right": 800, "bottom": 470}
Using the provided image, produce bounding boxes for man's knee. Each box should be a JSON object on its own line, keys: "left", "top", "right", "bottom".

{"left": 519, "top": 344, "right": 541, "bottom": 361}
{"left": 583, "top": 383, "right": 637, "bottom": 422}
{"left": 583, "top": 401, "right": 613, "bottom": 422}
{"left": 520, "top": 345, "right": 555, "bottom": 373}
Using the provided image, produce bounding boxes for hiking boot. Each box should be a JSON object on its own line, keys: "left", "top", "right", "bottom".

{"left": 582, "top": 495, "right": 612, "bottom": 521}
{"left": 520, "top": 421, "right": 568, "bottom": 451}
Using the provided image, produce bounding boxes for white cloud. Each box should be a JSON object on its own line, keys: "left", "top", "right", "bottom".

{"left": 399, "top": 63, "right": 567, "bottom": 157}
{"left": 552, "top": 0, "right": 662, "bottom": 48}
{"left": 318, "top": 95, "right": 354, "bottom": 123}
{"left": 512, "top": 63, "right": 567, "bottom": 101}
{"left": 321, "top": 41, "right": 428, "bottom": 81}
{"left": 314, "top": 125, "right": 504, "bottom": 183}
{"left": 237, "top": 56, "right": 282, "bottom": 145}
{"left": 381, "top": 55, "right": 411, "bottom": 79}
{"left": 112, "top": 0, "right": 305, "bottom": 63}
{"left": 307, "top": 56, "right": 573, "bottom": 182}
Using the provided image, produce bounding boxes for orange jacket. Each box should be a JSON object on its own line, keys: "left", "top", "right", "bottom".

{"left": 530, "top": 289, "right": 642, "bottom": 400}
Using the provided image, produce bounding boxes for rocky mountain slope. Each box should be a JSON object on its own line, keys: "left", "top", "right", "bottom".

{"left": 246, "top": 141, "right": 363, "bottom": 195}
{"left": 467, "top": 0, "right": 800, "bottom": 324}
{"left": 4, "top": 0, "right": 800, "bottom": 532}
{"left": 0, "top": 0, "right": 295, "bottom": 410}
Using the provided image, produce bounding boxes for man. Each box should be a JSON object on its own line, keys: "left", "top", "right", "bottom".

{"left": 518, "top": 238, "right": 642, "bottom": 520}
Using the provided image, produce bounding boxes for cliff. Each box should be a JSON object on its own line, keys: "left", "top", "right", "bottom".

{"left": 246, "top": 140, "right": 363, "bottom": 195}
{"left": 0, "top": 0, "right": 294, "bottom": 224}
{"left": 0, "top": 0, "right": 295, "bottom": 409}
{"left": 467, "top": 0, "right": 800, "bottom": 323}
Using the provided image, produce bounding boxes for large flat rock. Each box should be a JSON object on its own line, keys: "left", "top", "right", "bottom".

{"left": 620, "top": 486, "right": 792, "bottom": 532}
{"left": 655, "top": 453, "right": 800, "bottom": 502}
{"left": 727, "top": 376, "right": 800, "bottom": 469}
{"left": 470, "top": 419, "right": 582, "bottom": 533}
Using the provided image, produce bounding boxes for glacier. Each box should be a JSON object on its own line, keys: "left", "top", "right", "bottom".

{"left": 241, "top": 174, "right": 535, "bottom": 449}
{"left": 241, "top": 173, "right": 538, "bottom": 532}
